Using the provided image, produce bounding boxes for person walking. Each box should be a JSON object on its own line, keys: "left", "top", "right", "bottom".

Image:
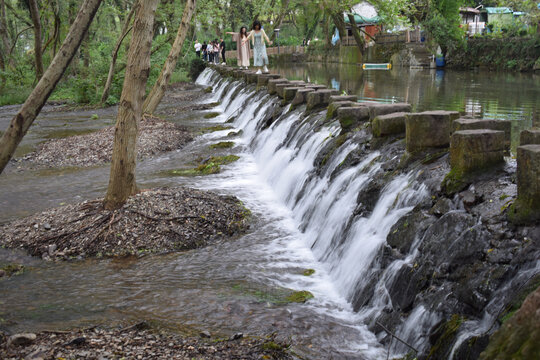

{"left": 226, "top": 26, "right": 250, "bottom": 69}
{"left": 208, "top": 41, "right": 214, "bottom": 63}
{"left": 220, "top": 38, "right": 226, "bottom": 65}
{"left": 194, "top": 39, "right": 202, "bottom": 58}
{"left": 243, "top": 20, "right": 272, "bottom": 74}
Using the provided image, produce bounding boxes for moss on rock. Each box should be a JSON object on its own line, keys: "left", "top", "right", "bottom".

{"left": 203, "top": 112, "right": 221, "bottom": 119}
{"left": 209, "top": 141, "right": 234, "bottom": 149}
{"left": 286, "top": 290, "right": 314, "bottom": 303}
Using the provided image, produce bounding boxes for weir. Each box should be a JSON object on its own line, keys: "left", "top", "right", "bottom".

{"left": 197, "top": 64, "right": 540, "bottom": 359}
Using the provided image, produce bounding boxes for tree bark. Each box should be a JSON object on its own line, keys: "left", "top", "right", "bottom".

{"left": 0, "top": 0, "right": 103, "bottom": 175}
{"left": 103, "top": 0, "right": 159, "bottom": 210}
{"left": 347, "top": 13, "right": 365, "bottom": 52}
{"left": 0, "top": 0, "right": 10, "bottom": 63}
{"left": 330, "top": 11, "right": 347, "bottom": 41}
{"left": 143, "top": 0, "right": 196, "bottom": 114}
{"left": 28, "top": 0, "right": 44, "bottom": 81}
{"left": 100, "top": 1, "right": 137, "bottom": 104}
{"left": 269, "top": 0, "right": 290, "bottom": 42}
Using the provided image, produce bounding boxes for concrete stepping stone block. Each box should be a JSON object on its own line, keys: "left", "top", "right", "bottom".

{"left": 337, "top": 107, "right": 370, "bottom": 131}
{"left": 453, "top": 118, "right": 511, "bottom": 149}
{"left": 372, "top": 112, "right": 408, "bottom": 137}
{"left": 327, "top": 101, "right": 361, "bottom": 119}
{"left": 292, "top": 88, "right": 316, "bottom": 105}
{"left": 450, "top": 129, "right": 505, "bottom": 174}
{"left": 406, "top": 111, "right": 460, "bottom": 152}
{"left": 306, "top": 89, "right": 340, "bottom": 110}
{"left": 510, "top": 144, "right": 540, "bottom": 223}
{"left": 520, "top": 129, "right": 540, "bottom": 146}
{"left": 268, "top": 79, "right": 289, "bottom": 95}
{"left": 330, "top": 95, "right": 358, "bottom": 103}
{"left": 283, "top": 87, "right": 302, "bottom": 102}
{"left": 257, "top": 74, "right": 281, "bottom": 87}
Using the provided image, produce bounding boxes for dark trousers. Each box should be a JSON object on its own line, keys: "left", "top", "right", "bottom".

{"left": 221, "top": 51, "right": 226, "bottom": 63}
{"left": 209, "top": 53, "right": 213, "bottom": 62}
{"left": 196, "top": 51, "right": 200, "bottom": 58}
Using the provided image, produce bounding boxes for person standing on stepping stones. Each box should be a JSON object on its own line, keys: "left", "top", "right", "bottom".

{"left": 226, "top": 26, "right": 250, "bottom": 69}
{"left": 243, "top": 20, "right": 272, "bottom": 74}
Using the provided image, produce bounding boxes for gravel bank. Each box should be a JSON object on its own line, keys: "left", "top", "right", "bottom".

{"left": 22, "top": 115, "right": 192, "bottom": 168}
{"left": 0, "top": 187, "right": 250, "bottom": 261}
{"left": 0, "top": 323, "right": 293, "bottom": 359}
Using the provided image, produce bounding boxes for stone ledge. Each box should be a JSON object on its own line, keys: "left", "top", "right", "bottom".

{"left": 453, "top": 118, "right": 511, "bottom": 149}
{"left": 337, "top": 107, "right": 370, "bottom": 131}
{"left": 406, "top": 111, "right": 460, "bottom": 153}
{"left": 372, "top": 112, "right": 408, "bottom": 137}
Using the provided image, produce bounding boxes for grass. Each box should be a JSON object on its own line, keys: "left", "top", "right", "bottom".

{"left": 0, "top": 86, "right": 33, "bottom": 106}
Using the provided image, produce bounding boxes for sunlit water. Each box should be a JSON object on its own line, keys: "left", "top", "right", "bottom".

{"left": 0, "top": 65, "right": 538, "bottom": 359}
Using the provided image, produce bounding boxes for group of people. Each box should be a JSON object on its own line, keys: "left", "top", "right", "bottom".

{"left": 195, "top": 39, "right": 226, "bottom": 65}
{"left": 195, "top": 20, "right": 273, "bottom": 75}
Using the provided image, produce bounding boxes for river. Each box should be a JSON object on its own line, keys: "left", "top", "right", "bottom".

{"left": 0, "top": 64, "right": 538, "bottom": 359}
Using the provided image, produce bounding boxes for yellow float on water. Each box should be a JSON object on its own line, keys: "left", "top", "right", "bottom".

{"left": 362, "top": 63, "right": 392, "bottom": 70}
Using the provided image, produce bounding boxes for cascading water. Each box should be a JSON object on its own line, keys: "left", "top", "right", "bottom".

{"left": 197, "top": 68, "right": 434, "bottom": 357}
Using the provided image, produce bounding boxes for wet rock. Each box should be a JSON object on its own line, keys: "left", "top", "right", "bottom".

{"left": 43, "top": 223, "right": 51, "bottom": 230}
{"left": 355, "top": 178, "right": 384, "bottom": 217}
{"left": 7, "top": 333, "right": 37, "bottom": 347}
{"left": 230, "top": 333, "right": 243, "bottom": 341}
{"left": 200, "top": 330, "right": 211, "bottom": 338}
{"left": 387, "top": 209, "right": 435, "bottom": 254}
{"left": 388, "top": 263, "right": 427, "bottom": 311}
{"left": 430, "top": 197, "right": 454, "bottom": 217}
{"left": 48, "top": 244, "right": 57, "bottom": 256}
{"left": 451, "top": 334, "right": 490, "bottom": 360}
{"left": 0, "top": 269, "right": 4, "bottom": 277}
{"left": 459, "top": 190, "right": 479, "bottom": 208}
{"left": 351, "top": 269, "right": 382, "bottom": 311}
{"left": 480, "top": 285, "right": 540, "bottom": 360}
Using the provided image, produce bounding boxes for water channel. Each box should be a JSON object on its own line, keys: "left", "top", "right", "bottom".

{"left": 0, "top": 63, "right": 538, "bottom": 359}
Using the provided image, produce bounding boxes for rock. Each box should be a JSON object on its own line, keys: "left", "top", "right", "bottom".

{"left": 388, "top": 263, "right": 426, "bottom": 311}
{"left": 48, "top": 243, "right": 57, "bottom": 256}
{"left": 43, "top": 223, "right": 51, "bottom": 230}
{"left": 291, "top": 88, "right": 315, "bottom": 106}
{"left": 480, "top": 285, "right": 540, "bottom": 360}
{"left": 8, "top": 333, "right": 37, "bottom": 347}
{"left": 452, "top": 334, "right": 490, "bottom": 360}
{"left": 459, "top": 190, "right": 478, "bottom": 208}
{"left": 337, "top": 107, "right": 370, "bottom": 131}
{"left": 256, "top": 74, "right": 280, "bottom": 87}
{"left": 520, "top": 128, "right": 540, "bottom": 146}
{"left": 453, "top": 118, "right": 511, "bottom": 150}
{"left": 509, "top": 144, "right": 540, "bottom": 224}
{"left": 245, "top": 72, "right": 259, "bottom": 84}
{"left": 372, "top": 112, "right": 407, "bottom": 137}
{"left": 267, "top": 78, "right": 288, "bottom": 95}
{"left": 230, "top": 333, "right": 243, "bottom": 341}
{"left": 405, "top": 111, "right": 459, "bottom": 153}
{"left": 387, "top": 209, "right": 435, "bottom": 254}
{"left": 0, "top": 269, "right": 5, "bottom": 277}
{"left": 200, "top": 330, "right": 211, "bottom": 338}
{"left": 430, "top": 197, "right": 454, "bottom": 217}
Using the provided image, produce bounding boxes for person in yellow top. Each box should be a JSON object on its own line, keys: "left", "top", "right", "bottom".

{"left": 242, "top": 20, "right": 272, "bottom": 74}
{"left": 226, "top": 26, "right": 250, "bottom": 69}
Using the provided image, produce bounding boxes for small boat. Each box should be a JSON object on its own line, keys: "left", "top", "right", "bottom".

{"left": 362, "top": 63, "right": 392, "bottom": 70}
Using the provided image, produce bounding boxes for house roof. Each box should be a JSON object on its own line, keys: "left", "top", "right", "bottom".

{"left": 460, "top": 7, "right": 480, "bottom": 14}
{"left": 485, "top": 7, "right": 513, "bottom": 14}
{"left": 344, "top": 13, "right": 381, "bottom": 25}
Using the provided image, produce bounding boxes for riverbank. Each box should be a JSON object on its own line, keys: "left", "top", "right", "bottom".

{"left": 0, "top": 323, "right": 293, "bottom": 359}
{"left": 0, "top": 187, "right": 250, "bottom": 261}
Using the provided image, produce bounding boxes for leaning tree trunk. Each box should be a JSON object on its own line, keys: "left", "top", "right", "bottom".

{"left": 330, "top": 11, "right": 347, "bottom": 42}
{"left": 103, "top": 0, "right": 159, "bottom": 210}
{"left": 346, "top": 13, "right": 365, "bottom": 52}
{"left": 28, "top": 0, "right": 44, "bottom": 81}
{"left": 100, "top": 1, "right": 137, "bottom": 104}
{"left": 142, "top": 0, "right": 196, "bottom": 114}
{"left": 0, "top": 0, "right": 103, "bottom": 175}
{"left": 269, "top": 0, "right": 290, "bottom": 42}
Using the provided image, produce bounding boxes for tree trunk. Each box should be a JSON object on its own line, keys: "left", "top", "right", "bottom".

{"left": 330, "top": 11, "right": 347, "bottom": 42}
{"left": 347, "top": 13, "right": 365, "bottom": 52}
{"left": 269, "top": 0, "right": 290, "bottom": 42}
{"left": 103, "top": 0, "right": 159, "bottom": 210}
{"left": 100, "top": 1, "right": 137, "bottom": 104}
{"left": 28, "top": 0, "right": 44, "bottom": 81}
{"left": 0, "top": 0, "right": 10, "bottom": 64}
{"left": 0, "top": 0, "right": 103, "bottom": 175}
{"left": 143, "top": 0, "right": 196, "bottom": 114}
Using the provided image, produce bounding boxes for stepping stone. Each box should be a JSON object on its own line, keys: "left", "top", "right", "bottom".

{"left": 337, "top": 107, "right": 370, "bottom": 131}
{"left": 520, "top": 129, "right": 540, "bottom": 146}
{"left": 453, "top": 118, "right": 511, "bottom": 149}
{"left": 406, "top": 111, "right": 460, "bottom": 152}
{"left": 372, "top": 112, "right": 408, "bottom": 137}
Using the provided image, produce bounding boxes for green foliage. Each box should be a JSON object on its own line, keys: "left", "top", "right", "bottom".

{"left": 422, "top": 0, "right": 465, "bottom": 57}
{"left": 188, "top": 58, "right": 207, "bottom": 81}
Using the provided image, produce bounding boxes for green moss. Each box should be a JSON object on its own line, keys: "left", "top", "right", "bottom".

{"left": 167, "top": 163, "right": 221, "bottom": 177}
{"left": 203, "top": 112, "right": 221, "bottom": 119}
{"left": 200, "top": 125, "right": 233, "bottom": 133}
{"left": 204, "top": 86, "right": 213, "bottom": 93}
{"left": 1, "top": 264, "right": 25, "bottom": 277}
{"left": 441, "top": 168, "right": 467, "bottom": 196}
{"left": 498, "top": 274, "right": 540, "bottom": 324}
{"left": 303, "top": 269, "right": 315, "bottom": 276}
{"left": 427, "top": 314, "right": 466, "bottom": 359}
{"left": 209, "top": 155, "right": 240, "bottom": 165}
{"left": 209, "top": 141, "right": 234, "bottom": 149}
{"left": 421, "top": 150, "right": 448, "bottom": 165}
{"left": 227, "top": 130, "right": 243, "bottom": 138}
{"left": 262, "top": 341, "right": 289, "bottom": 352}
{"left": 285, "top": 290, "right": 314, "bottom": 303}
{"left": 499, "top": 194, "right": 510, "bottom": 201}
